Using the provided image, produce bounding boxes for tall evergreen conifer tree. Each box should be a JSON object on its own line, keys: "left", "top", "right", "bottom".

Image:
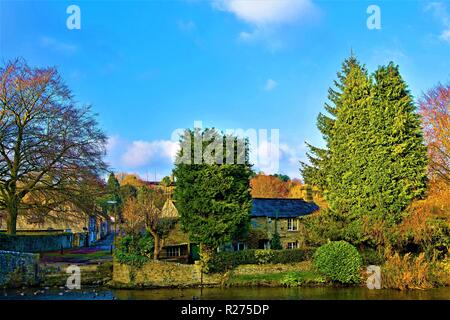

{"left": 367, "top": 63, "right": 428, "bottom": 223}
{"left": 302, "top": 57, "right": 428, "bottom": 241}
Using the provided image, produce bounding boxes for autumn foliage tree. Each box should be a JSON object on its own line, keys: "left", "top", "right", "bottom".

{"left": 121, "top": 186, "right": 173, "bottom": 260}
{"left": 419, "top": 83, "right": 450, "bottom": 185}
{"left": 0, "top": 59, "right": 107, "bottom": 234}
{"left": 250, "top": 174, "right": 289, "bottom": 198}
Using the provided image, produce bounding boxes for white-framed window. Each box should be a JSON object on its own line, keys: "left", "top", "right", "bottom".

{"left": 167, "top": 246, "right": 181, "bottom": 257}
{"left": 234, "top": 242, "right": 246, "bottom": 251}
{"left": 287, "top": 242, "right": 298, "bottom": 250}
{"left": 287, "top": 218, "right": 298, "bottom": 231}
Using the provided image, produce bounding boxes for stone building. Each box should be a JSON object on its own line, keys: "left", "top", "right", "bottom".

{"left": 246, "top": 198, "right": 319, "bottom": 250}
{"left": 0, "top": 208, "right": 111, "bottom": 247}
{"left": 159, "top": 197, "right": 319, "bottom": 262}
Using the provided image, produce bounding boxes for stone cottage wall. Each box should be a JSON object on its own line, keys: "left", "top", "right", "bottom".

{"left": 113, "top": 260, "right": 224, "bottom": 288}
{"left": 0, "top": 250, "right": 40, "bottom": 287}
{"left": 250, "top": 216, "right": 307, "bottom": 248}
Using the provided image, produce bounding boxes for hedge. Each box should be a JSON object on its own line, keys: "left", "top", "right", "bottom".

{"left": 207, "top": 248, "right": 314, "bottom": 273}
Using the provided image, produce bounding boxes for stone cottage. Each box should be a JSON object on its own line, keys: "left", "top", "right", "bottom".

{"left": 245, "top": 198, "right": 319, "bottom": 250}
{"left": 158, "top": 197, "right": 319, "bottom": 262}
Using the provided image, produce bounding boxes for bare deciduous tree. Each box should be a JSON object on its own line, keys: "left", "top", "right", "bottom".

{"left": 0, "top": 59, "right": 107, "bottom": 234}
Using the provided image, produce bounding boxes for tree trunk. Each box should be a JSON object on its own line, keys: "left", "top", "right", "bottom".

{"left": 148, "top": 228, "right": 161, "bottom": 260}
{"left": 6, "top": 199, "right": 18, "bottom": 235}
{"left": 153, "top": 233, "right": 161, "bottom": 260}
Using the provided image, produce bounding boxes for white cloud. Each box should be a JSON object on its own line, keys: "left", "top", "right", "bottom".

{"left": 177, "top": 19, "right": 197, "bottom": 32}
{"left": 249, "top": 137, "right": 306, "bottom": 179}
{"left": 440, "top": 28, "right": 450, "bottom": 41}
{"left": 212, "top": 0, "right": 315, "bottom": 26}
{"left": 106, "top": 135, "right": 120, "bottom": 153}
{"left": 239, "top": 31, "right": 254, "bottom": 41}
{"left": 40, "top": 36, "right": 77, "bottom": 54}
{"left": 212, "top": 0, "right": 317, "bottom": 50}
{"left": 122, "top": 140, "right": 179, "bottom": 168}
{"left": 426, "top": 2, "right": 450, "bottom": 43}
{"left": 264, "top": 78, "right": 278, "bottom": 91}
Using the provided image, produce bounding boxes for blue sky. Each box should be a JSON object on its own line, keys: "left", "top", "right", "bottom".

{"left": 1, "top": 0, "right": 449, "bottom": 180}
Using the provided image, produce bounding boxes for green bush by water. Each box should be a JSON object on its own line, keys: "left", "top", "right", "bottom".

{"left": 114, "top": 233, "right": 154, "bottom": 267}
{"left": 313, "top": 241, "right": 362, "bottom": 284}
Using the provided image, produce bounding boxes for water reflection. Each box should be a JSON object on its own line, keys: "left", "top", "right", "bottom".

{"left": 1, "top": 286, "right": 449, "bottom": 300}
{"left": 112, "top": 287, "right": 450, "bottom": 300}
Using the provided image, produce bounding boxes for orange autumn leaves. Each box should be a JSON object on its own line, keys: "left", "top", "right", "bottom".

{"left": 250, "top": 174, "right": 303, "bottom": 199}
{"left": 419, "top": 83, "right": 450, "bottom": 185}
{"left": 400, "top": 179, "right": 450, "bottom": 245}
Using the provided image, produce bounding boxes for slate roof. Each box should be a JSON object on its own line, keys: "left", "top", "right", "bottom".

{"left": 250, "top": 198, "right": 319, "bottom": 218}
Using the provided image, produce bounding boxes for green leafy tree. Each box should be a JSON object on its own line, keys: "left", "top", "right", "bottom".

{"left": 102, "top": 172, "right": 122, "bottom": 221}
{"left": 173, "top": 128, "right": 253, "bottom": 264}
{"left": 120, "top": 184, "right": 138, "bottom": 202}
{"left": 161, "top": 176, "right": 172, "bottom": 187}
{"left": 106, "top": 173, "right": 122, "bottom": 205}
{"left": 272, "top": 174, "right": 290, "bottom": 182}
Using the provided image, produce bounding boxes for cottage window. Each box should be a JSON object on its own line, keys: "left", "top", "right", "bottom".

{"left": 167, "top": 246, "right": 181, "bottom": 257}
{"left": 287, "top": 242, "right": 298, "bottom": 250}
{"left": 287, "top": 218, "right": 298, "bottom": 231}
{"left": 234, "top": 242, "right": 246, "bottom": 251}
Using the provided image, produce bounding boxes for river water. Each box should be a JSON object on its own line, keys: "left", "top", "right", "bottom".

{"left": 1, "top": 286, "right": 449, "bottom": 300}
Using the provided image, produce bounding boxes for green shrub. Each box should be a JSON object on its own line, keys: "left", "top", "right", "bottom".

{"left": 270, "top": 232, "right": 282, "bottom": 250}
{"left": 271, "top": 249, "right": 313, "bottom": 264}
{"left": 207, "top": 248, "right": 314, "bottom": 273}
{"left": 114, "top": 233, "right": 154, "bottom": 267}
{"left": 254, "top": 250, "right": 274, "bottom": 264}
{"left": 280, "top": 272, "right": 302, "bottom": 287}
{"left": 313, "top": 241, "right": 362, "bottom": 284}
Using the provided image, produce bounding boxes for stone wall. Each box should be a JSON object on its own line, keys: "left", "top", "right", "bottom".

{"left": 112, "top": 260, "right": 225, "bottom": 288}
{"left": 0, "top": 250, "right": 40, "bottom": 287}
{"left": 112, "top": 260, "right": 313, "bottom": 288}
{"left": 0, "top": 233, "right": 74, "bottom": 253}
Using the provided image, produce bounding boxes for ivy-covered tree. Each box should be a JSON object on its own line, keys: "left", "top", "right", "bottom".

{"left": 173, "top": 128, "right": 253, "bottom": 261}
